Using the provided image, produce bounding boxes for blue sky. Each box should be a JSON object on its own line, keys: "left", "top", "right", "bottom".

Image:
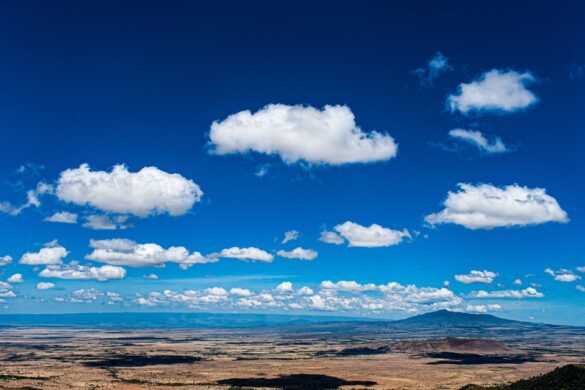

{"left": 0, "top": 1, "right": 584, "bottom": 325}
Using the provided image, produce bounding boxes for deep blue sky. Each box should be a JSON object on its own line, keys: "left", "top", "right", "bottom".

{"left": 0, "top": 1, "right": 584, "bottom": 324}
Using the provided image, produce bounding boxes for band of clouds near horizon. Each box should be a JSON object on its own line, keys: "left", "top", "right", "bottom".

{"left": 28, "top": 268, "right": 581, "bottom": 313}
{"left": 131, "top": 280, "right": 465, "bottom": 312}
{"left": 118, "top": 279, "right": 546, "bottom": 313}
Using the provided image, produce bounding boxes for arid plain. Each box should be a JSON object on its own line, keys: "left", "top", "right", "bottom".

{"left": 1, "top": 312, "right": 585, "bottom": 390}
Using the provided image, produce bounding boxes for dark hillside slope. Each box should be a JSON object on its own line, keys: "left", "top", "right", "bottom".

{"left": 461, "top": 364, "right": 585, "bottom": 389}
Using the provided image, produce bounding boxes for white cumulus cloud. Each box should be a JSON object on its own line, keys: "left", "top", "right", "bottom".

{"left": 275, "top": 281, "right": 293, "bottom": 293}
{"left": 7, "top": 274, "right": 23, "bottom": 283}
{"left": 455, "top": 270, "right": 497, "bottom": 284}
{"left": 448, "top": 129, "right": 508, "bottom": 154}
{"left": 448, "top": 69, "right": 538, "bottom": 114}
{"left": 37, "top": 282, "right": 55, "bottom": 290}
{"left": 0, "top": 256, "right": 12, "bottom": 266}
{"left": 56, "top": 164, "right": 203, "bottom": 217}
{"left": 209, "top": 104, "right": 398, "bottom": 165}
{"left": 319, "top": 230, "right": 344, "bottom": 245}
{"left": 545, "top": 268, "right": 581, "bottom": 282}
{"left": 19, "top": 244, "right": 69, "bottom": 265}
{"left": 118, "top": 279, "right": 463, "bottom": 315}
{"left": 212, "top": 247, "right": 274, "bottom": 263}
{"left": 331, "top": 221, "right": 410, "bottom": 247}
{"left": 0, "top": 281, "right": 15, "bottom": 298}
{"left": 277, "top": 247, "right": 318, "bottom": 260}
{"left": 466, "top": 304, "right": 502, "bottom": 313}
{"left": 425, "top": 183, "right": 568, "bottom": 230}
{"left": 39, "top": 264, "right": 126, "bottom": 281}
{"left": 229, "top": 287, "right": 252, "bottom": 297}
{"left": 297, "top": 286, "right": 314, "bottom": 295}
{"left": 205, "top": 287, "right": 229, "bottom": 296}
{"left": 86, "top": 239, "right": 213, "bottom": 267}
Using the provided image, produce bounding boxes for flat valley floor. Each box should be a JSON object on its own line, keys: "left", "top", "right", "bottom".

{"left": 1, "top": 327, "right": 585, "bottom": 389}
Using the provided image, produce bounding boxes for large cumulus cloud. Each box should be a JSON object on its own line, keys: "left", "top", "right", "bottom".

{"left": 425, "top": 183, "right": 567, "bottom": 230}
{"left": 56, "top": 164, "right": 203, "bottom": 217}
{"left": 209, "top": 104, "right": 398, "bottom": 165}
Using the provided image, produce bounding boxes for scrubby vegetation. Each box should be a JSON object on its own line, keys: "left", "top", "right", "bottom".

{"left": 461, "top": 364, "right": 585, "bottom": 389}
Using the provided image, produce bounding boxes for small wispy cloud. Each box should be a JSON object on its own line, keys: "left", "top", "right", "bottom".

{"left": 413, "top": 52, "right": 453, "bottom": 87}
{"left": 448, "top": 129, "right": 509, "bottom": 154}
{"left": 569, "top": 63, "right": 585, "bottom": 80}
{"left": 0, "top": 182, "right": 53, "bottom": 216}
{"left": 83, "top": 215, "right": 130, "bottom": 230}
{"left": 255, "top": 164, "right": 270, "bottom": 178}
{"left": 282, "top": 230, "right": 299, "bottom": 244}
{"left": 45, "top": 211, "right": 78, "bottom": 224}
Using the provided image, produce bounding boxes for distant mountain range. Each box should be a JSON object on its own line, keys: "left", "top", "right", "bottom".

{"left": 1, "top": 310, "right": 583, "bottom": 342}
{"left": 394, "top": 309, "right": 515, "bottom": 326}
{"left": 288, "top": 310, "right": 584, "bottom": 342}
{"left": 0, "top": 311, "right": 371, "bottom": 329}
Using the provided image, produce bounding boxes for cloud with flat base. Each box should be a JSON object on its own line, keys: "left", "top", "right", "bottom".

{"left": 425, "top": 183, "right": 568, "bottom": 230}
{"left": 56, "top": 164, "right": 203, "bottom": 217}
{"left": 209, "top": 104, "right": 398, "bottom": 166}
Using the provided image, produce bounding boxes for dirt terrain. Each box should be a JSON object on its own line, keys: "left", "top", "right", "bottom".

{"left": 0, "top": 327, "right": 584, "bottom": 389}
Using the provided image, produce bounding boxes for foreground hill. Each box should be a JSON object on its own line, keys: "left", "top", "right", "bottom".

{"left": 461, "top": 364, "right": 585, "bottom": 389}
